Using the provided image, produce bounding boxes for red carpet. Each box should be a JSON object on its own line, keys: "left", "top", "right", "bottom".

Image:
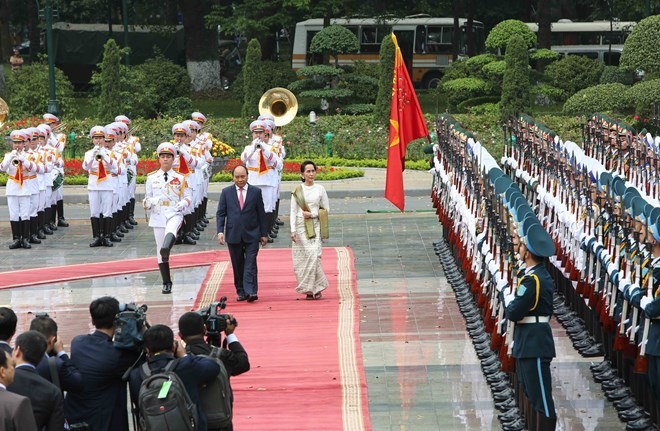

{"left": 195, "top": 246, "right": 371, "bottom": 431}
{"left": 0, "top": 250, "right": 222, "bottom": 290}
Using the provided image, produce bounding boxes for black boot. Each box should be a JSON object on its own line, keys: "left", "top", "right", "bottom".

{"left": 183, "top": 215, "right": 197, "bottom": 244}
{"left": 115, "top": 212, "right": 128, "bottom": 234}
{"left": 89, "top": 217, "right": 103, "bottom": 247}
{"left": 56, "top": 200, "right": 69, "bottom": 227}
{"left": 45, "top": 206, "right": 57, "bottom": 231}
{"left": 8, "top": 221, "right": 22, "bottom": 249}
{"left": 21, "top": 220, "right": 32, "bottom": 249}
{"left": 39, "top": 211, "right": 53, "bottom": 235}
{"left": 49, "top": 204, "right": 58, "bottom": 230}
{"left": 128, "top": 198, "right": 138, "bottom": 225}
{"left": 160, "top": 233, "right": 176, "bottom": 262}
{"left": 102, "top": 217, "right": 115, "bottom": 246}
{"left": 123, "top": 206, "right": 134, "bottom": 229}
{"left": 201, "top": 197, "right": 209, "bottom": 224}
{"left": 29, "top": 217, "right": 42, "bottom": 244}
{"left": 158, "top": 262, "right": 173, "bottom": 294}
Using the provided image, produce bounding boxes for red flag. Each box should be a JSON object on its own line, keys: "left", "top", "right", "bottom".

{"left": 385, "top": 33, "right": 429, "bottom": 211}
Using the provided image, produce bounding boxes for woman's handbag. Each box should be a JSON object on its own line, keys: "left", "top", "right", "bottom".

{"left": 318, "top": 208, "right": 329, "bottom": 239}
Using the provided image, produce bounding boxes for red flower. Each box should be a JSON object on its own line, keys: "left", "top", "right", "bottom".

{"left": 634, "top": 115, "right": 640, "bottom": 121}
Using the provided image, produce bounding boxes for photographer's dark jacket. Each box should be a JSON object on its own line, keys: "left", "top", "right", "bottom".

{"left": 36, "top": 353, "right": 84, "bottom": 394}
{"left": 186, "top": 337, "right": 250, "bottom": 377}
{"left": 129, "top": 353, "right": 219, "bottom": 431}
{"left": 64, "top": 331, "right": 140, "bottom": 431}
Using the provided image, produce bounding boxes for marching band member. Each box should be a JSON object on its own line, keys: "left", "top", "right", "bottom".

{"left": 171, "top": 123, "right": 198, "bottom": 245}
{"left": 0, "top": 130, "right": 41, "bottom": 249}
{"left": 43, "top": 113, "right": 69, "bottom": 227}
{"left": 115, "top": 115, "right": 140, "bottom": 226}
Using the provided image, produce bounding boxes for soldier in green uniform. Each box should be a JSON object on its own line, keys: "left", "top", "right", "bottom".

{"left": 501, "top": 223, "right": 557, "bottom": 431}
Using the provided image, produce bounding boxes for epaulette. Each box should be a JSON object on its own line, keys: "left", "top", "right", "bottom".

{"left": 147, "top": 170, "right": 158, "bottom": 176}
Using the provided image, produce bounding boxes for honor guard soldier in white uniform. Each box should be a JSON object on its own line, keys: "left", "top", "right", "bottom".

{"left": 261, "top": 117, "right": 286, "bottom": 238}
{"left": 35, "top": 126, "right": 55, "bottom": 238}
{"left": 241, "top": 120, "right": 282, "bottom": 243}
{"left": 24, "top": 127, "right": 47, "bottom": 244}
{"left": 144, "top": 142, "right": 193, "bottom": 294}
{"left": 115, "top": 115, "right": 140, "bottom": 226}
{"left": 43, "top": 113, "right": 69, "bottom": 227}
{"left": 38, "top": 123, "right": 63, "bottom": 232}
{"left": 191, "top": 112, "right": 214, "bottom": 224}
{"left": 1, "top": 130, "right": 41, "bottom": 249}
{"left": 172, "top": 123, "right": 199, "bottom": 245}
{"left": 83, "top": 126, "right": 120, "bottom": 247}
{"left": 183, "top": 119, "right": 208, "bottom": 235}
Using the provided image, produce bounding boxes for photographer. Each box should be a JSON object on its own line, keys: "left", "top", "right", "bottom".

{"left": 30, "top": 315, "right": 83, "bottom": 394}
{"left": 129, "top": 324, "right": 219, "bottom": 431}
{"left": 178, "top": 310, "right": 250, "bottom": 431}
{"left": 64, "top": 296, "right": 141, "bottom": 431}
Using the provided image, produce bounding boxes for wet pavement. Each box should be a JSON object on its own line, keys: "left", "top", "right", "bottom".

{"left": 0, "top": 168, "right": 626, "bottom": 430}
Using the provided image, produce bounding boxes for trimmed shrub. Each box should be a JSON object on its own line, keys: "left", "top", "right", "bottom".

{"left": 440, "top": 59, "right": 470, "bottom": 86}
{"left": 500, "top": 35, "right": 530, "bottom": 115}
{"left": 310, "top": 25, "right": 360, "bottom": 66}
{"left": 621, "top": 15, "right": 660, "bottom": 74}
{"left": 544, "top": 56, "right": 604, "bottom": 95}
{"left": 531, "top": 84, "right": 567, "bottom": 105}
{"left": 465, "top": 54, "right": 498, "bottom": 78}
{"left": 456, "top": 96, "right": 501, "bottom": 113}
{"left": 6, "top": 62, "right": 76, "bottom": 118}
{"left": 97, "top": 39, "right": 123, "bottom": 119}
{"left": 625, "top": 79, "right": 660, "bottom": 117}
{"left": 242, "top": 39, "right": 262, "bottom": 117}
{"left": 485, "top": 20, "right": 537, "bottom": 51}
{"left": 529, "top": 49, "right": 561, "bottom": 62}
{"left": 443, "top": 78, "right": 493, "bottom": 109}
{"left": 600, "top": 65, "right": 634, "bottom": 85}
{"left": 482, "top": 60, "right": 506, "bottom": 87}
{"left": 374, "top": 34, "right": 396, "bottom": 126}
{"left": 562, "top": 83, "right": 631, "bottom": 115}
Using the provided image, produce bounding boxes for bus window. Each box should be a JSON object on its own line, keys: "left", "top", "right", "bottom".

{"left": 579, "top": 33, "right": 599, "bottom": 45}
{"left": 603, "top": 32, "right": 626, "bottom": 45}
{"left": 427, "top": 26, "right": 452, "bottom": 54}
{"left": 415, "top": 25, "right": 426, "bottom": 53}
{"left": 360, "top": 25, "right": 390, "bottom": 53}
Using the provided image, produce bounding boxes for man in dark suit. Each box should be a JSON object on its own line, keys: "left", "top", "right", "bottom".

{"left": 178, "top": 311, "right": 250, "bottom": 431}
{"left": 129, "top": 324, "right": 220, "bottom": 431}
{"left": 7, "top": 330, "right": 64, "bottom": 431}
{"left": 30, "top": 315, "right": 83, "bottom": 394}
{"left": 0, "top": 307, "right": 17, "bottom": 354}
{"left": 216, "top": 164, "right": 268, "bottom": 302}
{"left": 0, "top": 350, "right": 38, "bottom": 431}
{"left": 64, "top": 296, "right": 141, "bottom": 431}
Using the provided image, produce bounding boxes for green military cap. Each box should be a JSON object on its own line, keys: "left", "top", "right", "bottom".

{"left": 494, "top": 175, "right": 513, "bottom": 195}
{"left": 523, "top": 223, "right": 556, "bottom": 257}
{"left": 630, "top": 196, "right": 647, "bottom": 223}
{"left": 504, "top": 184, "right": 521, "bottom": 205}
{"left": 520, "top": 213, "right": 539, "bottom": 237}
{"left": 611, "top": 176, "right": 626, "bottom": 199}
{"left": 650, "top": 207, "right": 660, "bottom": 226}
{"left": 598, "top": 171, "right": 612, "bottom": 193}
{"left": 509, "top": 192, "right": 525, "bottom": 211}
{"left": 623, "top": 188, "right": 641, "bottom": 211}
{"left": 644, "top": 203, "right": 656, "bottom": 221}
{"left": 489, "top": 167, "right": 504, "bottom": 184}
{"left": 515, "top": 204, "right": 533, "bottom": 225}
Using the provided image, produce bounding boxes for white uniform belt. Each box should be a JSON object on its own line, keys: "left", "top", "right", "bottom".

{"left": 160, "top": 201, "right": 171, "bottom": 207}
{"left": 518, "top": 316, "right": 550, "bottom": 324}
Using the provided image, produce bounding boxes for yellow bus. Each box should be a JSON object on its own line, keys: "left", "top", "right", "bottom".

{"left": 292, "top": 16, "right": 486, "bottom": 89}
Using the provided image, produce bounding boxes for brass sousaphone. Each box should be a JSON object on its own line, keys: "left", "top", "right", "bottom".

{"left": 259, "top": 87, "right": 298, "bottom": 127}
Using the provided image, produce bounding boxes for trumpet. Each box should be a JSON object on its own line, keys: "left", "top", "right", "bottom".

{"left": 94, "top": 146, "right": 107, "bottom": 161}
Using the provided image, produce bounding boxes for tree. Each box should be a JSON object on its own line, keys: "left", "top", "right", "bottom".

{"left": 620, "top": 14, "right": 660, "bottom": 75}
{"left": 182, "top": 0, "right": 220, "bottom": 91}
{"left": 0, "top": 0, "right": 11, "bottom": 62}
{"left": 485, "top": 19, "right": 537, "bottom": 52}
{"left": 309, "top": 25, "right": 359, "bottom": 67}
{"left": 242, "top": 38, "right": 262, "bottom": 117}
{"left": 97, "top": 39, "right": 123, "bottom": 119}
{"left": 374, "top": 34, "right": 395, "bottom": 125}
{"left": 500, "top": 34, "right": 530, "bottom": 115}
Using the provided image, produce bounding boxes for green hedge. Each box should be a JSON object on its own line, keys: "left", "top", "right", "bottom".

{"left": 626, "top": 79, "right": 660, "bottom": 117}
{"left": 442, "top": 78, "right": 493, "bottom": 109}
{"left": 562, "top": 83, "right": 630, "bottom": 115}
{"left": 544, "top": 56, "right": 604, "bottom": 95}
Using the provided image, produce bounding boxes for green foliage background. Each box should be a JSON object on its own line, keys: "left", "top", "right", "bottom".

{"left": 500, "top": 34, "right": 530, "bottom": 115}
{"left": 6, "top": 62, "right": 76, "bottom": 118}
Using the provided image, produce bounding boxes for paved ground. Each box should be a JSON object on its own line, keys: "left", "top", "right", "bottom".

{"left": 0, "top": 168, "right": 626, "bottom": 430}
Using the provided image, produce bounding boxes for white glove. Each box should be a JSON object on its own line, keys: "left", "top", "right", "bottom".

{"left": 149, "top": 197, "right": 161, "bottom": 207}
{"left": 640, "top": 295, "right": 652, "bottom": 310}
{"left": 433, "top": 144, "right": 439, "bottom": 152}
{"left": 175, "top": 201, "right": 187, "bottom": 212}
{"left": 103, "top": 154, "right": 111, "bottom": 164}
{"left": 18, "top": 153, "right": 27, "bottom": 163}
{"left": 496, "top": 277, "right": 508, "bottom": 293}
{"left": 428, "top": 167, "right": 437, "bottom": 175}
{"left": 618, "top": 277, "right": 630, "bottom": 293}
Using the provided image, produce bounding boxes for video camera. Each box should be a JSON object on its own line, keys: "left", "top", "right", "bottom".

{"left": 197, "top": 296, "right": 237, "bottom": 347}
{"left": 114, "top": 303, "right": 149, "bottom": 352}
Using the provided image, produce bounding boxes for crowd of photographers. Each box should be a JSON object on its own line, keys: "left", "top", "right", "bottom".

{"left": 0, "top": 296, "right": 249, "bottom": 431}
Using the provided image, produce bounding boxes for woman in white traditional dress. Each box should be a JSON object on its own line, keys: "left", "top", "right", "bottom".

{"left": 290, "top": 160, "right": 330, "bottom": 299}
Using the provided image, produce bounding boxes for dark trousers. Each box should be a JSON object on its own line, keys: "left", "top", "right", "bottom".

{"left": 516, "top": 357, "right": 556, "bottom": 419}
{"left": 227, "top": 240, "right": 260, "bottom": 297}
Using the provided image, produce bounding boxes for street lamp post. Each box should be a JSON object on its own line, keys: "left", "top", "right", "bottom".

{"left": 44, "top": 0, "right": 59, "bottom": 115}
